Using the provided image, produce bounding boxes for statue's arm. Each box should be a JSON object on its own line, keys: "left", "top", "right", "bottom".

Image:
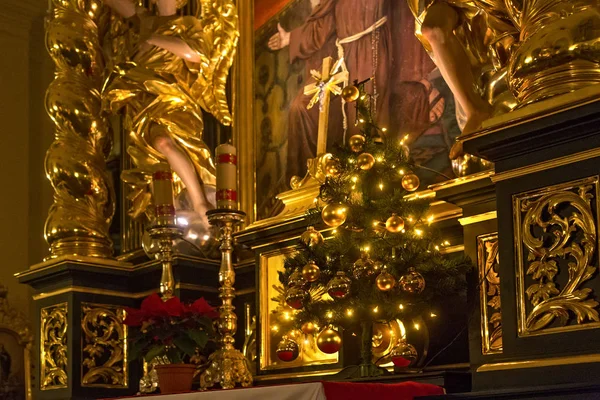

{"left": 103, "top": 0, "right": 136, "bottom": 18}
{"left": 146, "top": 34, "right": 202, "bottom": 63}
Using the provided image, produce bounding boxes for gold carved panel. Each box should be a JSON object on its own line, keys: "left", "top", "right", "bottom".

{"left": 514, "top": 176, "right": 600, "bottom": 336}
{"left": 477, "top": 233, "right": 502, "bottom": 355}
{"left": 81, "top": 303, "right": 128, "bottom": 388}
{"left": 40, "top": 303, "right": 68, "bottom": 390}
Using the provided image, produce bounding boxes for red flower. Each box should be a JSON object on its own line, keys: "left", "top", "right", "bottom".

{"left": 123, "top": 307, "right": 145, "bottom": 327}
{"left": 123, "top": 294, "right": 187, "bottom": 327}
{"left": 187, "top": 298, "right": 219, "bottom": 319}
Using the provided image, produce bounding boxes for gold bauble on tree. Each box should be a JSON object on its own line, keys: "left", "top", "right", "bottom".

{"left": 385, "top": 213, "right": 405, "bottom": 233}
{"left": 316, "top": 326, "right": 342, "bottom": 354}
{"left": 301, "top": 226, "right": 324, "bottom": 248}
{"left": 399, "top": 268, "right": 426, "bottom": 294}
{"left": 357, "top": 153, "right": 375, "bottom": 170}
{"left": 302, "top": 260, "right": 321, "bottom": 283}
{"left": 401, "top": 173, "right": 420, "bottom": 192}
{"left": 321, "top": 203, "right": 348, "bottom": 227}
{"left": 353, "top": 253, "right": 376, "bottom": 279}
{"left": 325, "top": 158, "right": 341, "bottom": 177}
{"left": 301, "top": 321, "right": 318, "bottom": 335}
{"left": 349, "top": 134, "right": 366, "bottom": 152}
{"left": 341, "top": 85, "right": 360, "bottom": 103}
{"left": 327, "top": 271, "right": 351, "bottom": 299}
{"left": 276, "top": 336, "right": 300, "bottom": 362}
{"left": 390, "top": 339, "right": 418, "bottom": 367}
{"left": 376, "top": 270, "right": 396, "bottom": 291}
{"left": 285, "top": 286, "right": 309, "bottom": 310}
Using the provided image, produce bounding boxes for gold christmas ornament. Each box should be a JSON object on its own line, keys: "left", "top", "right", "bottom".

{"left": 357, "top": 153, "right": 375, "bottom": 170}
{"left": 285, "top": 286, "right": 309, "bottom": 310}
{"left": 288, "top": 269, "right": 306, "bottom": 288}
{"left": 325, "top": 158, "right": 342, "bottom": 177}
{"left": 317, "top": 327, "right": 342, "bottom": 354}
{"left": 353, "top": 253, "right": 376, "bottom": 279}
{"left": 321, "top": 203, "right": 348, "bottom": 227}
{"left": 276, "top": 336, "right": 300, "bottom": 362}
{"left": 302, "top": 260, "right": 321, "bottom": 283}
{"left": 327, "top": 271, "right": 352, "bottom": 299}
{"left": 390, "top": 339, "right": 418, "bottom": 367}
{"left": 301, "top": 226, "right": 324, "bottom": 248}
{"left": 349, "top": 134, "right": 366, "bottom": 152}
{"left": 376, "top": 270, "right": 396, "bottom": 291}
{"left": 301, "top": 321, "right": 318, "bottom": 335}
{"left": 399, "top": 268, "right": 426, "bottom": 294}
{"left": 385, "top": 213, "right": 405, "bottom": 233}
{"left": 341, "top": 85, "right": 360, "bottom": 103}
{"left": 401, "top": 173, "right": 420, "bottom": 192}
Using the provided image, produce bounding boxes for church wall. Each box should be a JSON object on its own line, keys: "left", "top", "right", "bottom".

{"left": 0, "top": 1, "right": 53, "bottom": 319}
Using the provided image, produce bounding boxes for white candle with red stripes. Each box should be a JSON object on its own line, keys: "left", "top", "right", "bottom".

{"left": 152, "top": 162, "right": 176, "bottom": 225}
{"left": 216, "top": 141, "right": 238, "bottom": 210}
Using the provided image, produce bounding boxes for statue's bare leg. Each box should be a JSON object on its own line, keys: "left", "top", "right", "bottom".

{"left": 152, "top": 129, "right": 214, "bottom": 219}
{"left": 421, "top": 3, "right": 493, "bottom": 157}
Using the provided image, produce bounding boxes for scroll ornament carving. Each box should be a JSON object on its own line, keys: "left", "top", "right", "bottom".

{"left": 41, "top": 304, "right": 68, "bottom": 389}
{"left": 81, "top": 304, "right": 127, "bottom": 388}
{"left": 521, "top": 184, "right": 599, "bottom": 333}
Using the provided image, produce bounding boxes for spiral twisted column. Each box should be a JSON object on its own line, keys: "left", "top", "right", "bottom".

{"left": 44, "top": 0, "right": 115, "bottom": 258}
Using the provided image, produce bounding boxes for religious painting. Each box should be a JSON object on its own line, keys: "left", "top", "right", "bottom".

{"left": 0, "top": 332, "right": 25, "bottom": 400}
{"left": 254, "top": 0, "right": 462, "bottom": 219}
{"left": 259, "top": 248, "right": 339, "bottom": 372}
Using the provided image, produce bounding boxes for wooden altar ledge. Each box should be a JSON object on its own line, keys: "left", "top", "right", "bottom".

{"left": 104, "top": 381, "right": 445, "bottom": 400}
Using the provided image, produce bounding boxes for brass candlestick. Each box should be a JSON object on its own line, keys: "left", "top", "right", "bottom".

{"left": 200, "top": 209, "right": 253, "bottom": 389}
{"left": 147, "top": 221, "right": 183, "bottom": 300}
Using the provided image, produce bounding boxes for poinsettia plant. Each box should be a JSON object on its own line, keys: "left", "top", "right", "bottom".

{"left": 124, "top": 293, "right": 219, "bottom": 363}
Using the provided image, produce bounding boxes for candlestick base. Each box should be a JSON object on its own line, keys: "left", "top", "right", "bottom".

{"left": 199, "top": 347, "right": 253, "bottom": 390}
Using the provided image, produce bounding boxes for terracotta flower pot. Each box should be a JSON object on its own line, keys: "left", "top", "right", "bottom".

{"left": 155, "top": 364, "right": 197, "bottom": 394}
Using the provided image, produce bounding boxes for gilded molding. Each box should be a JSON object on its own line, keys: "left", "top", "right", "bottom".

{"left": 459, "top": 211, "right": 497, "bottom": 226}
{"left": 40, "top": 303, "right": 68, "bottom": 390}
{"left": 493, "top": 147, "right": 600, "bottom": 183}
{"left": 477, "top": 353, "right": 600, "bottom": 372}
{"left": 81, "top": 303, "right": 128, "bottom": 388}
{"left": 477, "top": 233, "right": 502, "bottom": 355}
{"left": 514, "top": 177, "right": 600, "bottom": 336}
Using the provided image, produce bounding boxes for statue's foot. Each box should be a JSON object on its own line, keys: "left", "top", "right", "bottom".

{"left": 450, "top": 109, "right": 492, "bottom": 160}
{"left": 449, "top": 140, "right": 464, "bottom": 160}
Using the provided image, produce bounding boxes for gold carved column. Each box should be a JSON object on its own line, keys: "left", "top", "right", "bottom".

{"left": 44, "top": 0, "right": 115, "bottom": 258}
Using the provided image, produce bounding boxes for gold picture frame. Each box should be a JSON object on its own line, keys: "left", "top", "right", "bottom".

{"left": 258, "top": 246, "right": 340, "bottom": 373}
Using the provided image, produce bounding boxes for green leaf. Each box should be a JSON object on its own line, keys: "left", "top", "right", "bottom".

{"left": 173, "top": 334, "right": 198, "bottom": 357}
{"left": 186, "top": 329, "right": 209, "bottom": 349}
{"left": 144, "top": 345, "right": 165, "bottom": 362}
{"left": 129, "top": 338, "right": 151, "bottom": 361}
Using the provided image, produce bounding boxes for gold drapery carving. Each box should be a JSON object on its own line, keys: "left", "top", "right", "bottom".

{"left": 40, "top": 303, "right": 68, "bottom": 390}
{"left": 477, "top": 233, "right": 502, "bottom": 355}
{"left": 81, "top": 303, "right": 128, "bottom": 388}
{"left": 514, "top": 177, "right": 600, "bottom": 336}
{"left": 44, "top": 0, "right": 115, "bottom": 258}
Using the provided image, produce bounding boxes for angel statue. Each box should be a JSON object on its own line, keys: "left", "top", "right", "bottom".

{"left": 102, "top": 0, "right": 238, "bottom": 250}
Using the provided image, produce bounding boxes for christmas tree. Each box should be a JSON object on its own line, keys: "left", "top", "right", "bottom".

{"left": 274, "top": 81, "right": 472, "bottom": 376}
